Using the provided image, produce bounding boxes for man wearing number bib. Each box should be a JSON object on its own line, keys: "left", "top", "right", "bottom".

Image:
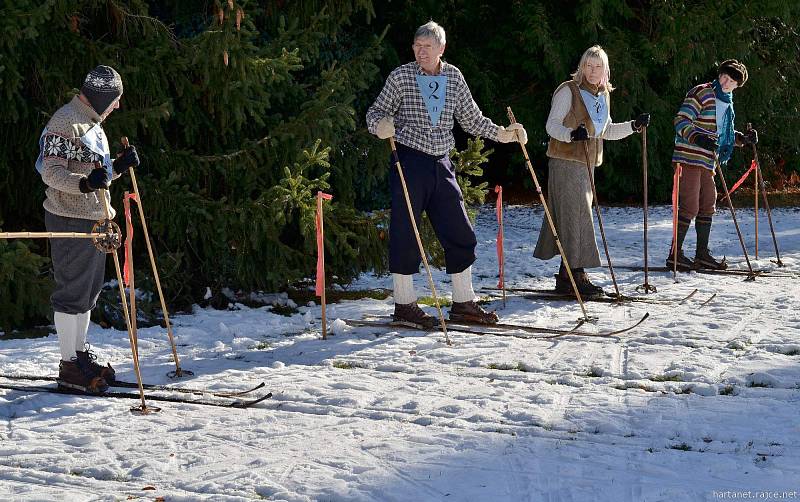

{"left": 366, "top": 21, "right": 527, "bottom": 327}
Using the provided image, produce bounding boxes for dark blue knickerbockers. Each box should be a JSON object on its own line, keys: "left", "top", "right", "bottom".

{"left": 389, "top": 143, "right": 477, "bottom": 275}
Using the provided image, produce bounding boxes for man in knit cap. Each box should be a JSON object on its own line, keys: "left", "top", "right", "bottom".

{"left": 366, "top": 21, "right": 527, "bottom": 328}
{"left": 668, "top": 59, "right": 758, "bottom": 270}
{"left": 36, "top": 65, "right": 140, "bottom": 393}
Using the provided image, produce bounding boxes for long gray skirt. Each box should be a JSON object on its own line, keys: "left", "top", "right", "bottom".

{"left": 533, "top": 157, "right": 601, "bottom": 269}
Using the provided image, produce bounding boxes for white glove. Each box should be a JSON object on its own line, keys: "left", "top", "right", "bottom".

{"left": 497, "top": 123, "right": 527, "bottom": 144}
{"left": 375, "top": 116, "right": 395, "bottom": 140}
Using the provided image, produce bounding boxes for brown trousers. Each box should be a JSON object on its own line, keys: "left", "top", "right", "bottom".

{"left": 676, "top": 163, "right": 716, "bottom": 220}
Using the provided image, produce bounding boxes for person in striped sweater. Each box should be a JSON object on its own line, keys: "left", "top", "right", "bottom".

{"left": 668, "top": 59, "right": 758, "bottom": 270}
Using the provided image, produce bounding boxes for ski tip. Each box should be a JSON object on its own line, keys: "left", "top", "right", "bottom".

{"left": 232, "top": 392, "right": 273, "bottom": 408}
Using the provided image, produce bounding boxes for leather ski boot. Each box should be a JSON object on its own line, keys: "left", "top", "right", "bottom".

{"left": 694, "top": 249, "right": 728, "bottom": 270}
{"left": 693, "top": 216, "right": 727, "bottom": 270}
{"left": 449, "top": 300, "right": 499, "bottom": 325}
{"left": 554, "top": 266, "right": 572, "bottom": 294}
{"left": 58, "top": 360, "right": 109, "bottom": 395}
{"left": 666, "top": 215, "right": 693, "bottom": 271}
{"left": 75, "top": 346, "right": 116, "bottom": 384}
{"left": 666, "top": 249, "right": 695, "bottom": 271}
{"left": 392, "top": 302, "right": 438, "bottom": 329}
{"left": 576, "top": 269, "right": 605, "bottom": 296}
{"left": 555, "top": 265, "right": 603, "bottom": 297}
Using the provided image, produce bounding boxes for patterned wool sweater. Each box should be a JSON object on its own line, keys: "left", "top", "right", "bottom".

{"left": 40, "top": 96, "right": 119, "bottom": 220}
{"left": 672, "top": 82, "right": 742, "bottom": 171}
{"left": 366, "top": 61, "right": 500, "bottom": 157}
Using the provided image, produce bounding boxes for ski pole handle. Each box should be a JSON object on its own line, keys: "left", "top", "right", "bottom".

{"left": 388, "top": 136, "right": 401, "bottom": 165}
{"left": 506, "top": 107, "right": 517, "bottom": 125}
{"left": 505, "top": 108, "right": 524, "bottom": 143}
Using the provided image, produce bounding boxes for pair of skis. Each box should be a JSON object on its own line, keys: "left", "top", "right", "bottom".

{"left": 483, "top": 286, "right": 715, "bottom": 306}
{"left": 343, "top": 313, "right": 649, "bottom": 340}
{"left": 0, "top": 375, "right": 272, "bottom": 409}
{"left": 611, "top": 264, "right": 798, "bottom": 279}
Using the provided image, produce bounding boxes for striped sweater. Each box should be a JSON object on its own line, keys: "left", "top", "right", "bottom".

{"left": 672, "top": 83, "right": 722, "bottom": 171}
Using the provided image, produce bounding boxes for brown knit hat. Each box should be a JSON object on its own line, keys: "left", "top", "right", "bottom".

{"left": 718, "top": 59, "right": 748, "bottom": 87}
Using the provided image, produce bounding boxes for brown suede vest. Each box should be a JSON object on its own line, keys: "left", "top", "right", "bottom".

{"left": 545, "top": 80, "right": 610, "bottom": 167}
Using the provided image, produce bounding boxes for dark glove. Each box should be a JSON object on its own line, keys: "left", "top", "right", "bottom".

{"left": 113, "top": 145, "right": 140, "bottom": 175}
{"left": 570, "top": 124, "right": 589, "bottom": 142}
{"left": 744, "top": 128, "right": 758, "bottom": 145}
{"left": 633, "top": 113, "right": 650, "bottom": 130}
{"left": 79, "top": 167, "right": 111, "bottom": 193}
{"left": 692, "top": 134, "right": 717, "bottom": 152}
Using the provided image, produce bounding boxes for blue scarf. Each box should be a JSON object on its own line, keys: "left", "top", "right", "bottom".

{"left": 712, "top": 79, "right": 735, "bottom": 164}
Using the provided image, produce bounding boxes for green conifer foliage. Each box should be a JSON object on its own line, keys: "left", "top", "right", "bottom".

{"left": 0, "top": 0, "right": 388, "bottom": 317}
{"left": 0, "top": 237, "right": 51, "bottom": 333}
{"left": 3, "top": 1, "right": 798, "bottom": 330}
{"left": 372, "top": 1, "right": 800, "bottom": 200}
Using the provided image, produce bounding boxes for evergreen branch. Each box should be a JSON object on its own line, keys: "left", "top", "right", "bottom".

{"left": 107, "top": 0, "right": 181, "bottom": 45}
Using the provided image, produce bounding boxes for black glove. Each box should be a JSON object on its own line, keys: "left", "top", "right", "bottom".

{"left": 570, "top": 124, "right": 589, "bottom": 142}
{"left": 633, "top": 113, "right": 650, "bottom": 130}
{"left": 79, "top": 167, "right": 111, "bottom": 193}
{"left": 692, "top": 134, "right": 717, "bottom": 152}
{"left": 745, "top": 128, "right": 758, "bottom": 145}
{"left": 113, "top": 145, "right": 140, "bottom": 175}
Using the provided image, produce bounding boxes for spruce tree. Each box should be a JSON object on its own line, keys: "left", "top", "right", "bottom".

{"left": 0, "top": 0, "right": 389, "bottom": 321}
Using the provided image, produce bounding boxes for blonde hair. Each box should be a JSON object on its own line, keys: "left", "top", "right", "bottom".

{"left": 571, "top": 45, "right": 614, "bottom": 91}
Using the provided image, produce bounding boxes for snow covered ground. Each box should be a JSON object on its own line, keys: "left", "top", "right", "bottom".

{"left": 1, "top": 204, "right": 799, "bottom": 501}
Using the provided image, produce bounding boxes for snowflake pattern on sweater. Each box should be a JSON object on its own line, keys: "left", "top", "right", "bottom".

{"left": 42, "top": 133, "right": 102, "bottom": 164}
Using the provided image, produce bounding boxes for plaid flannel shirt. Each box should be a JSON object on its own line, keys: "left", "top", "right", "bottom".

{"left": 366, "top": 61, "right": 500, "bottom": 157}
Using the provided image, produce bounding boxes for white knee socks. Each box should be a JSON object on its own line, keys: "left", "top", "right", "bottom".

{"left": 55, "top": 312, "right": 78, "bottom": 361}
{"left": 75, "top": 310, "right": 91, "bottom": 352}
{"left": 394, "top": 268, "right": 476, "bottom": 304}
{"left": 451, "top": 266, "right": 476, "bottom": 303}
{"left": 392, "top": 273, "right": 417, "bottom": 304}
{"left": 55, "top": 311, "right": 92, "bottom": 361}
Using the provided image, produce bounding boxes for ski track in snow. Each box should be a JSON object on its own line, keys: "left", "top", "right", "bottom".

{"left": 1, "top": 205, "right": 799, "bottom": 501}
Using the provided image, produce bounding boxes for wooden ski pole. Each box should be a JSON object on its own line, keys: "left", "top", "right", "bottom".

{"left": 637, "top": 126, "right": 656, "bottom": 294}
{"left": 506, "top": 107, "right": 592, "bottom": 322}
{"left": 747, "top": 124, "right": 784, "bottom": 267}
{"left": 388, "top": 137, "right": 450, "bottom": 345}
{"left": 580, "top": 140, "right": 621, "bottom": 300}
{"left": 754, "top": 147, "right": 759, "bottom": 260}
{"left": 672, "top": 164, "right": 682, "bottom": 281}
{"left": 119, "top": 137, "right": 190, "bottom": 378}
{"left": 0, "top": 232, "right": 108, "bottom": 239}
{"left": 715, "top": 158, "right": 757, "bottom": 281}
{"left": 495, "top": 185, "right": 506, "bottom": 309}
{"left": 97, "top": 184, "right": 155, "bottom": 414}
